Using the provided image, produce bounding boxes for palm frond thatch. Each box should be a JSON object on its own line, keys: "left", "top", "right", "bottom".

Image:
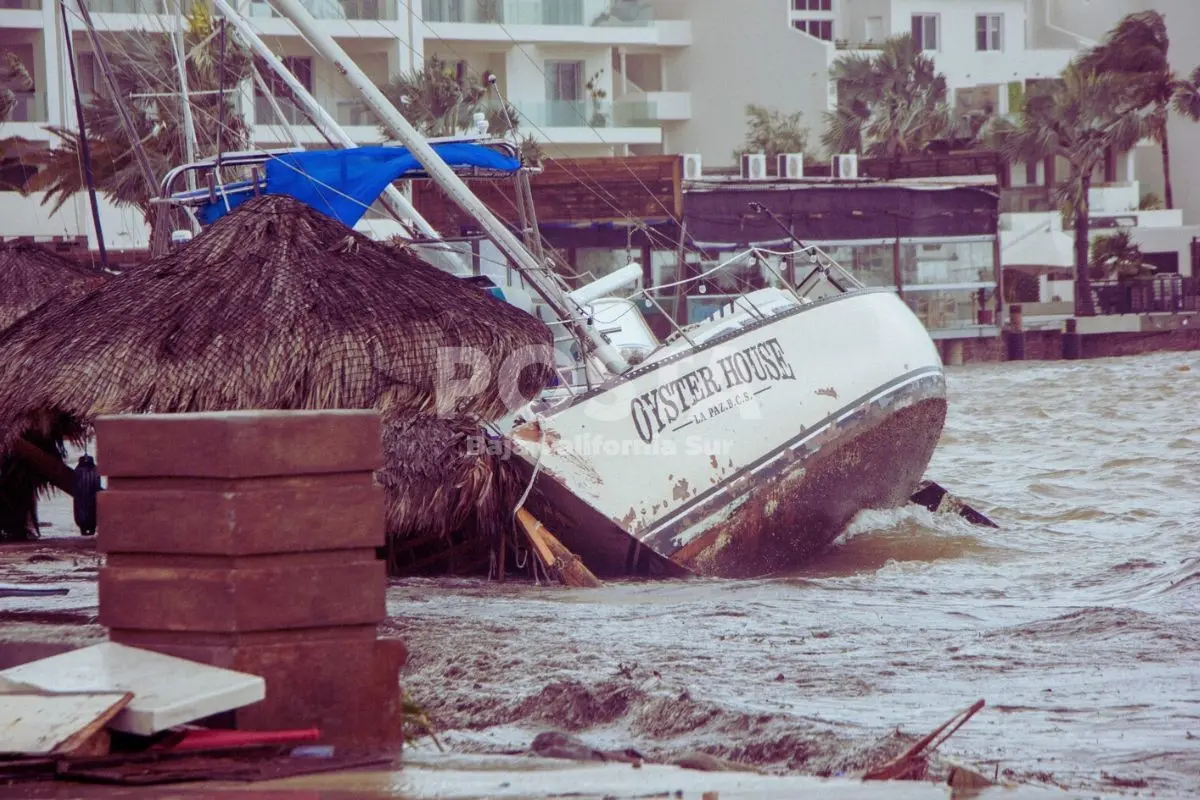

{"left": 377, "top": 414, "right": 526, "bottom": 572}
{"left": 0, "top": 242, "right": 104, "bottom": 331}
{"left": 0, "top": 194, "right": 554, "bottom": 455}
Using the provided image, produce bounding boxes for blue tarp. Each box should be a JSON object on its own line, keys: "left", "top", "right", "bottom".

{"left": 194, "top": 143, "right": 521, "bottom": 228}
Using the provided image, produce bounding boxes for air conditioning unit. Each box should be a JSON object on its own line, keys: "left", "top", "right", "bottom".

{"left": 682, "top": 153, "right": 703, "bottom": 180}
{"left": 741, "top": 153, "right": 767, "bottom": 180}
{"left": 778, "top": 152, "right": 804, "bottom": 179}
{"left": 832, "top": 153, "right": 859, "bottom": 179}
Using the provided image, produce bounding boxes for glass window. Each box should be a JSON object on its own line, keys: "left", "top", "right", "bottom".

{"left": 820, "top": 244, "right": 895, "bottom": 288}
{"left": 576, "top": 248, "right": 631, "bottom": 283}
{"left": 792, "top": 19, "right": 834, "bottom": 40}
{"left": 911, "top": 14, "right": 938, "bottom": 51}
{"left": 902, "top": 241, "right": 994, "bottom": 286}
{"left": 975, "top": 14, "right": 1003, "bottom": 51}
{"left": 904, "top": 289, "right": 994, "bottom": 331}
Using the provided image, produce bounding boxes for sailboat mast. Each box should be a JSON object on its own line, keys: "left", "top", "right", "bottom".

{"left": 75, "top": 0, "right": 170, "bottom": 255}
{"left": 265, "top": 0, "right": 630, "bottom": 376}
{"left": 58, "top": 0, "right": 107, "bottom": 270}
{"left": 169, "top": 0, "right": 198, "bottom": 193}
{"left": 207, "top": 0, "right": 449, "bottom": 253}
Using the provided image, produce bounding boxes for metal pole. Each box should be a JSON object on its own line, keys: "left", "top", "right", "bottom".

{"left": 59, "top": 0, "right": 107, "bottom": 270}
{"left": 266, "top": 0, "right": 629, "bottom": 375}
{"left": 170, "top": 0, "right": 198, "bottom": 193}
{"left": 74, "top": 0, "right": 169, "bottom": 255}
{"left": 206, "top": 0, "right": 440, "bottom": 249}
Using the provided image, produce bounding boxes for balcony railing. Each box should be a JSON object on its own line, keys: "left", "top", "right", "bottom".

{"left": 422, "top": 0, "right": 652, "bottom": 26}
{"left": 519, "top": 99, "right": 613, "bottom": 128}
{"left": 1088, "top": 275, "right": 1200, "bottom": 316}
{"left": 88, "top": 0, "right": 394, "bottom": 17}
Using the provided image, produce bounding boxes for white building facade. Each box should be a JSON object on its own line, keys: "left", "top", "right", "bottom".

{"left": 1, "top": 0, "right": 1199, "bottom": 247}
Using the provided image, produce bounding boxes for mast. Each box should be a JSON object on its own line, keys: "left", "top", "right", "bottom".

{"left": 75, "top": 0, "right": 170, "bottom": 256}
{"left": 265, "top": 0, "right": 629, "bottom": 375}
{"left": 207, "top": 0, "right": 444, "bottom": 250}
{"left": 58, "top": 0, "right": 107, "bottom": 270}
{"left": 169, "top": 0, "right": 198, "bottom": 193}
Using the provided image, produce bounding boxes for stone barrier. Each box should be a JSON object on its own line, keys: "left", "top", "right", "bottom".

{"left": 95, "top": 409, "right": 405, "bottom": 747}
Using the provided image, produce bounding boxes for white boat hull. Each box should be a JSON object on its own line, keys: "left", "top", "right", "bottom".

{"left": 509, "top": 289, "right": 947, "bottom": 578}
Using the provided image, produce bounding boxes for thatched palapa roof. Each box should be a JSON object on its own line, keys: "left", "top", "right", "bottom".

{"left": 0, "top": 194, "right": 554, "bottom": 452}
{"left": 0, "top": 242, "right": 104, "bottom": 331}
{"left": 377, "top": 413, "right": 525, "bottom": 573}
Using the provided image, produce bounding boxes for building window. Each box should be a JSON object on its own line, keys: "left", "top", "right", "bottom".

{"left": 793, "top": 18, "right": 834, "bottom": 40}
{"left": 544, "top": 60, "right": 585, "bottom": 126}
{"left": 911, "top": 14, "right": 939, "bottom": 51}
{"left": 976, "top": 14, "right": 1003, "bottom": 51}
{"left": 793, "top": 0, "right": 832, "bottom": 10}
{"left": 258, "top": 56, "right": 314, "bottom": 94}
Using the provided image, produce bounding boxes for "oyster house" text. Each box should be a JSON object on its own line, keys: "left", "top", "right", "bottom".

{"left": 630, "top": 338, "right": 797, "bottom": 444}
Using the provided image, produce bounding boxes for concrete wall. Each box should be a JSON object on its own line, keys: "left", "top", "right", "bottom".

{"left": 654, "top": 0, "right": 830, "bottom": 167}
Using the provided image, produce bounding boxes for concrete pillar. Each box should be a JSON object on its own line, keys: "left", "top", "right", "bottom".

{"left": 94, "top": 410, "right": 405, "bottom": 747}
{"left": 1005, "top": 304, "right": 1026, "bottom": 360}
{"left": 947, "top": 339, "right": 964, "bottom": 366}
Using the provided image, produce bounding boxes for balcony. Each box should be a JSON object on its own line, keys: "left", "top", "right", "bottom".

{"left": 615, "top": 91, "right": 689, "bottom": 123}
{"left": 86, "top": 0, "right": 394, "bottom": 18}
{"left": 514, "top": 99, "right": 660, "bottom": 144}
{"left": 245, "top": 0, "right": 396, "bottom": 19}
{"left": 422, "top": 0, "right": 652, "bottom": 26}
{"left": 423, "top": 0, "right": 687, "bottom": 46}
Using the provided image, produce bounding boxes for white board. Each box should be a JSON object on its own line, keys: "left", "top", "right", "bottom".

{"left": 0, "top": 692, "right": 129, "bottom": 755}
{"left": 0, "top": 642, "right": 265, "bottom": 736}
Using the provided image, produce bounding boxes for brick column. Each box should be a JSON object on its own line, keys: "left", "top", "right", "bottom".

{"left": 95, "top": 410, "right": 404, "bottom": 748}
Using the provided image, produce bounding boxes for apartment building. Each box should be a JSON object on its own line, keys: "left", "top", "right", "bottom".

{"left": 788, "top": 0, "right": 1078, "bottom": 117}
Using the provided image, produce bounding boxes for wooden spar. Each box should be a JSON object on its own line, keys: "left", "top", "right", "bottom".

{"left": 12, "top": 439, "right": 74, "bottom": 495}
{"left": 515, "top": 507, "right": 601, "bottom": 589}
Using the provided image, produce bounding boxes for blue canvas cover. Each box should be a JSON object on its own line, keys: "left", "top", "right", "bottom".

{"left": 194, "top": 143, "right": 521, "bottom": 228}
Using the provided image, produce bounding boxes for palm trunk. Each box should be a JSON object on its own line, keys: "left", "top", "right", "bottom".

{"left": 1161, "top": 129, "right": 1174, "bottom": 209}
{"left": 1074, "top": 172, "right": 1094, "bottom": 316}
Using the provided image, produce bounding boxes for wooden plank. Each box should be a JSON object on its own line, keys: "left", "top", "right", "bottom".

{"left": 0, "top": 691, "right": 130, "bottom": 757}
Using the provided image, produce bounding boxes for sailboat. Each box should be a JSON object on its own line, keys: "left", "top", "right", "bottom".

{"left": 159, "top": 0, "right": 948, "bottom": 579}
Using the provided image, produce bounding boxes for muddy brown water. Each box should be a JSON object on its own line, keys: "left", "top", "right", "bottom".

{"left": 1, "top": 351, "right": 1197, "bottom": 797}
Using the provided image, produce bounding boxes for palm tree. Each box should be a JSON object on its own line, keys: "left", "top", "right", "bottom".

{"left": 1089, "top": 230, "right": 1152, "bottom": 282}
{"left": 25, "top": 5, "right": 250, "bottom": 241}
{"left": 734, "top": 103, "right": 808, "bottom": 165}
{"left": 821, "top": 34, "right": 955, "bottom": 159}
{"left": 1077, "top": 11, "right": 1200, "bottom": 210}
{"left": 989, "top": 62, "right": 1148, "bottom": 315}
{"left": 378, "top": 56, "right": 541, "bottom": 163}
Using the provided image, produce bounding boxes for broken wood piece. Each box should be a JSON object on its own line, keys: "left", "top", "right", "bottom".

{"left": 515, "top": 507, "right": 602, "bottom": 588}
{"left": 0, "top": 691, "right": 131, "bottom": 757}
{"left": 863, "top": 699, "right": 986, "bottom": 781}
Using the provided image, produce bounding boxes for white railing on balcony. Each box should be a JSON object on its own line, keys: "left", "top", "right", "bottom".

{"left": 422, "top": 0, "right": 652, "bottom": 26}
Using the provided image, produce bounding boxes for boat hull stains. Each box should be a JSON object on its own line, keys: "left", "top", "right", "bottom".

{"left": 510, "top": 290, "right": 946, "bottom": 578}
{"left": 664, "top": 388, "right": 946, "bottom": 577}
